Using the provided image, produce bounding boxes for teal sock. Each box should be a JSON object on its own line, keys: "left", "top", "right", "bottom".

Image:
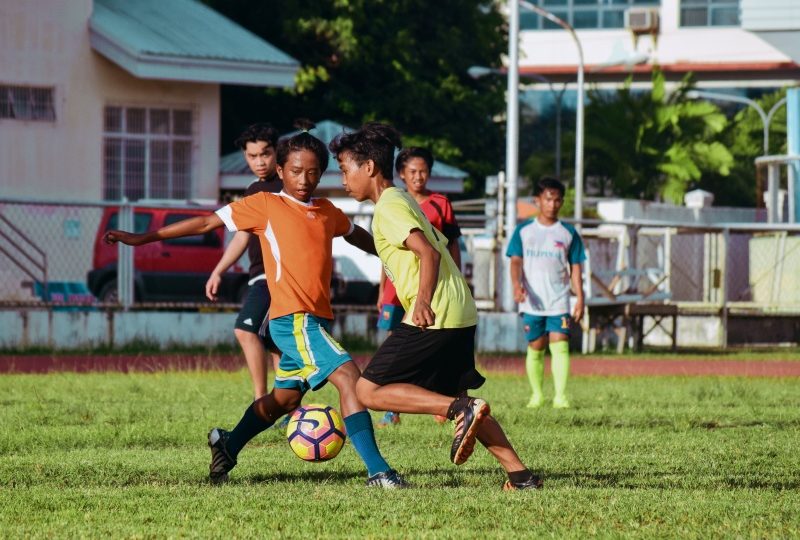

{"left": 525, "top": 347, "right": 545, "bottom": 401}
{"left": 549, "top": 340, "right": 570, "bottom": 400}
{"left": 344, "top": 411, "right": 391, "bottom": 476}
{"left": 227, "top": 402, "right": 275, "bottom": 458}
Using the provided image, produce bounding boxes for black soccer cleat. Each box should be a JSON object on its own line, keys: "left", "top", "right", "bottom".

{"left": 450, "top": 398, "right": 490, "bottom": 465}
{"left": 208, "top": 428, "right": 237, "bottom": 484}
{"left": 366, "top": 469, "right": 410, "bottom": 489}
{"left": 503, "top": 475, "right": 544, "bottom": 491}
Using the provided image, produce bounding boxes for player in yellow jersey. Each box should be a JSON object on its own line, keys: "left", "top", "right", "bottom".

{"left": 330, "top": 122, "right": 542, "bottom": 490}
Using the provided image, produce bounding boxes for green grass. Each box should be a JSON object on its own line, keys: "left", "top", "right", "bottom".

{"left": 2, "top": 370, "right": 799, "bottom": 538}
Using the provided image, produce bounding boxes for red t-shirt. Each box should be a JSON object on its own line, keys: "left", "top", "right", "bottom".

{"left": 380, "top": 192, "right": 461, "bottom": 307}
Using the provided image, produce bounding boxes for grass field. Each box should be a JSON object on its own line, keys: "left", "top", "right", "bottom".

{"left": 2, "top": 368, "right": 799, "bottom": 538}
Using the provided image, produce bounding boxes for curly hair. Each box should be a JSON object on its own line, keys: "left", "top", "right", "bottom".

{"left": 329, "top": 122, "right": 402, "bottom": 179}
{"left": 234, "top": 123, "right": 279, "bottom": 150}
{"left": 276, "top": 119, "right": 329, "bottom": 173}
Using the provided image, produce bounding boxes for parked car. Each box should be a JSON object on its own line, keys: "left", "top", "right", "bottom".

{"left": 87, "top": 206, "right": 249, "bottom": 303}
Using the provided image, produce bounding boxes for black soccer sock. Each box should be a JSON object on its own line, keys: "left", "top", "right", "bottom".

{"left": 446, "top": 397, "right": 471, "bottom": 420}
{"left": 508, "top": 469, "right": 535, "bottom": 484}
{"left": 226, "top": 395, "right": 279, "bottom": 458}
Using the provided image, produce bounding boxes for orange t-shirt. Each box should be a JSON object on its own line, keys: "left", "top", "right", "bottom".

{"left": 216, "top": 192, "right": 353, "bottom": 320}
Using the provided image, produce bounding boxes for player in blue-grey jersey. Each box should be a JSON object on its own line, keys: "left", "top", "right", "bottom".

{"left": 506, "top": 177, "right": 586, "bottom": 409}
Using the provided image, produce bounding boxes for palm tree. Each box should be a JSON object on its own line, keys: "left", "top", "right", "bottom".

{"left": 585, "top": 68, "right": 733, "bottom": 203}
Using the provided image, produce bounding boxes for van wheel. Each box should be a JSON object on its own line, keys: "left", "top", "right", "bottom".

{"left": 98, "top": 279, "right": 119, "bottom": 303}
{"left": 99, "top": 279, "right": 139, "bottom": 303}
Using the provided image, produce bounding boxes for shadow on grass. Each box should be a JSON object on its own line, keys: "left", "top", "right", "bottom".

{"left": 543, "top": 470, "right": 800, "bottom": 490}
{"left": 228, "top": 466, "right": 501, "bottom": 487}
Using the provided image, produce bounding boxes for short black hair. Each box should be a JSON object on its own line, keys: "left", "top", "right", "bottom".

{"left": 329, "top": 122, "right": 402, "bottom": 179}
{"left": 534, "top": 176, "right": 566, "bottom": 197}
{"left": 395, "top": 147, "right": 434, "bottom": 173}
{"left": 234, "top": 123, "right": 279, "bottom": 150}
{"left": 276, "top": 119, "right": 329, "bottom": 173}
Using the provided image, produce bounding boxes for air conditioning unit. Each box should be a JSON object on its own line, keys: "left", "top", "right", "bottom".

{"left": 625, "top": 7, "right": 660, "bottom": 33}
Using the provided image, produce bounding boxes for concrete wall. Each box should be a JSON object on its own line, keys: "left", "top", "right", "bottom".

{"left": 2, "top": 308, "right": 795, "bottom": 352}
{"left": 0, "top": 309, "right": 530, "bottom": 352}
{"left": 0, "top": 0, "right": 220, "bottom": 202}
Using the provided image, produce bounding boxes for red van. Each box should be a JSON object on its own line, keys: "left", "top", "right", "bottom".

{"left": 87, "top": 206, "right": 249, "bottom": 303}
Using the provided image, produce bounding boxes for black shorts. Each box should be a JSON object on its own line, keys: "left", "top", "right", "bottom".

{"left": 234, "top": 280, "right": 276, "bottom": 350}
{"left": 361, "top": 324, "right": 485, "bottom": 397}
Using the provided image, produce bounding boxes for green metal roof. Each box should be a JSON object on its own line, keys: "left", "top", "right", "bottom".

{"left": 221, "top": 120, "right": 468, "bottom": 183}
{"left": 90, "top": 0, "right": 299, "bottom": 86}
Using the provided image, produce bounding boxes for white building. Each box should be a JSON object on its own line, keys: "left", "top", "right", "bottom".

{"left": 0, "top": 0, "right": 298, "bottom": 203}
{"left": 517, "top": 0, "right": 800, "bottom": 89}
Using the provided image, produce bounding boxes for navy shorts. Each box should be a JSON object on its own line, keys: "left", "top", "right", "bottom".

{"left": 521, "top": 313, "right": 571, "bottom": 342}
{"left": 234, "top": 280, "right": 276, "bottom": 350}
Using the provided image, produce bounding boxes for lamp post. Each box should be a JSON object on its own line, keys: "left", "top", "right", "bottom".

{"left": 468, "top": 66, "right": 567, "bottom": 178}
{"left": 519, "top": 0, "right": 585, "bottom": 222}
{"left": 686, "top": 90, "right": 787, "bottom": 155}
{"left": 687, "top": 90, "right": 788, "bottom": 222}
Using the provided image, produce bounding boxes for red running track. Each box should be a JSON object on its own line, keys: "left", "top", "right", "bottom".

{"left": 1, "top": 354, "right": 799, "bottom": 377}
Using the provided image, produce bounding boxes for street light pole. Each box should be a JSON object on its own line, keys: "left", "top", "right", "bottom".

{"left": 500, "top": 0, "right": 520, "bottom": 312}
{"left": 519, "top": 0, "right": 585, "bottom": 221}
{"left": 468, "top": 66, "right": 567, "bottom": 184}
{"left": 686, "top": 90, "right": 787, "bottom": 155}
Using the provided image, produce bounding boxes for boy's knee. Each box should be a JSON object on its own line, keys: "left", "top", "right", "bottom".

{"left": 234, "top": 328, "right": 258, "bottom": 343}
{"left": 355, "top": 378, "right": 375, "bottom": 407}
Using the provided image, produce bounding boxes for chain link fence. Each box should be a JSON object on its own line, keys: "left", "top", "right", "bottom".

{"left": 2, "top": 198, "right": 800, "bottom": 317}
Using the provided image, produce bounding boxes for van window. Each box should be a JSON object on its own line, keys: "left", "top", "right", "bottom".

{"left": 105, "top": 212, "right": 152, "bottom": 234}
{"left": 162, "top": 213, "right": 221, "bottom": 247}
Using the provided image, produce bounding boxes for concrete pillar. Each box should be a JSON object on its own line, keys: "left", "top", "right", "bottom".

{"left": 788, "top": 87, "right": 800, "bottom": 223}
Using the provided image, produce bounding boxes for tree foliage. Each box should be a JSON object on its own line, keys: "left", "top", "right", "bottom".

{"left": 583, "top": 69, "right": 733, "bottom": 204}
{"left": 697, "top": 89, "right": 788, "bottom": 207}
{"left": 204, "top": 0, "right": 508, "bottom": 193}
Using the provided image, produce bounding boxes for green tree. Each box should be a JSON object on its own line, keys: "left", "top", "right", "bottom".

{"left": 583, "top": 69, "right": 733, "bottom": 204}
{"left": 697, "top": 89, "right": 788, "bottom": 207}
{"left": 205, "top": 0, "right": 508, "bottom": 195}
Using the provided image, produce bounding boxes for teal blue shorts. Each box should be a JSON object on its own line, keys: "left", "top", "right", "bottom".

{"left": 269, "top": 313, "right": 352, "bottom": 392}
{"left": 521, "top": 313, "right": 571, "bottom": 342}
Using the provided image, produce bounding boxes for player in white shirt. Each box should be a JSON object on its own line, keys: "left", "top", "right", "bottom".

{"left": 506, "top": 177, "right": 586, "bottom": 408}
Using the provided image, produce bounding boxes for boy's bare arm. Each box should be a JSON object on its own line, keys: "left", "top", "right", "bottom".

{"left": 570, "top": 262, "right": 584, "bottom": 323}
{"left": 105, "top": 213, "right": 224, "bottom": 246}
{"left": 510, "top": 256, "right": 526, "bottom": 303}
{"left": 206, "top": 231, "right": 249, "bottom": 301}
{"left": 404, "top": 229, "right": 440, "bottom": 329}
{"left": 344, "top": 225, "right": 377, "bottom": 256}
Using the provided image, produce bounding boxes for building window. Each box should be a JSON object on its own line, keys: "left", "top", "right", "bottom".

{"left": 102, "top": 106, "right": 194, "bottom": 201}
{"left": 0, "top": 85, "right": 56, "bottom": 121}
{"left": 520, "top": 0, "right": 661, "bottom": 30}
{"left": 680, "top": 0, "right": 740, "bottom": 27}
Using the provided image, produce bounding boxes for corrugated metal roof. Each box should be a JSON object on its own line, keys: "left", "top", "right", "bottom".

{"left": 92, "top": 0, "right": 298, "bottom": 66}
{"left": 220, "top": 120, "right": 468, "bottom": 181}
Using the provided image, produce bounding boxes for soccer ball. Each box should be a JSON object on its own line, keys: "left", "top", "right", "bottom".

{"left": 286, "top": 404, "right": 346, "bottom": 462}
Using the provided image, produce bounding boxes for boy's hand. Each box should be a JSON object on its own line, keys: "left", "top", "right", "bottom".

{"left": 572, "top": 297, "right": 584, "bottom": 323}
{"left": 412, "top": 300, "right": 436, "bottom": 329}
{"left": 205, "top": 273, "right": 222, "bottom": 302}
{"left": 513, "top": 284, "right": 526, "bottom": 304}
{"left": 104, "top": 230, "right": 144, "bottom": 246}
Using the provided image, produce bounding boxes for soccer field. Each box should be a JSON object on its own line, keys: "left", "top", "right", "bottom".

{"left": 2, "top": 368, "right": 799, "bottom": 538}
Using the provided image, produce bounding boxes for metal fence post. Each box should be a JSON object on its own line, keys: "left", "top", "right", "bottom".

{"left": 720, "top": 227, "right": 729, "bottom": 348}
{"left": 117, "top": 199, "right": 134, "bottom": 310}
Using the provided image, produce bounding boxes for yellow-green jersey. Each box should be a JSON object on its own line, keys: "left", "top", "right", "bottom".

{"left": 372, "top": 187, "right": 477, "bottom": 329}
